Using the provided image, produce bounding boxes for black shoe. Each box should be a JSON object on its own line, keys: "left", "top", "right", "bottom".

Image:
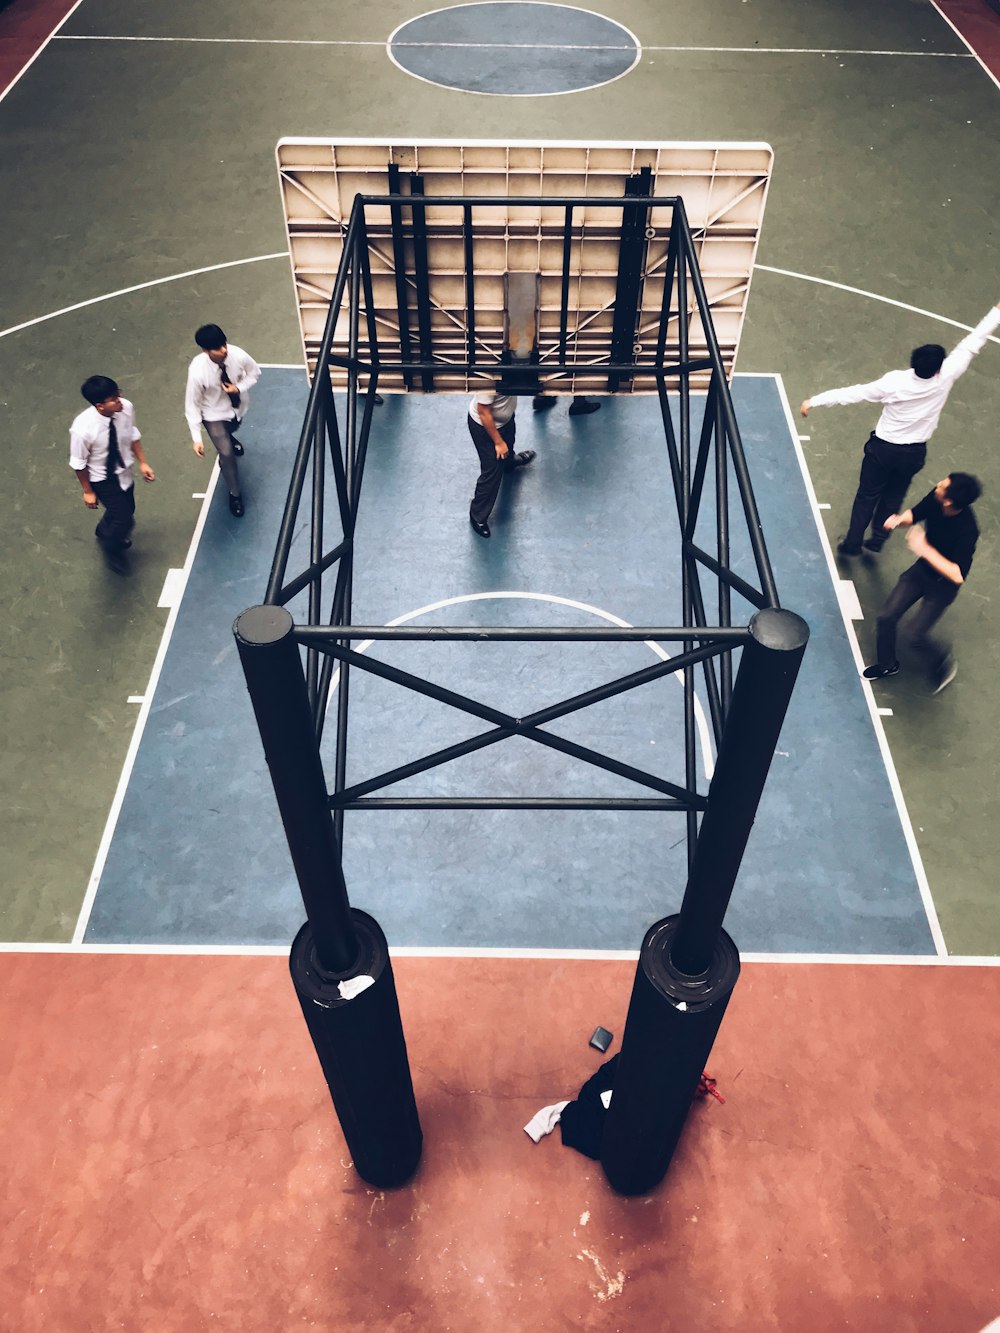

{"left": 862, "top": 661, "right": 899, "bottom": 680}
{"left": 95, "top": 531, "right": 131, "bottom": 549}
{"left": 229, "top": 494, "right": 245, "bottom": 517}
{"left": 568, "top": 398, "right": 601, "bottom": 416}
{"left": 512, "top": 449, "right": 536, "bottom": 467}
{"left": 231, "top": 436, "right": 244, "bottom": 456}
{"left": 374, "top": 394, "right": 385, "bottom": 406}
{"left": 532, "top": 395, "right": 556, "bottom": 412}
{"left": 837, "top": 540, "right": 862, "bottom": 557}
{"left": 469, "top": 515, "right": 490, "bottom": 538}
{"left": 863, "top": 537, "right": 885, "bottom": 553}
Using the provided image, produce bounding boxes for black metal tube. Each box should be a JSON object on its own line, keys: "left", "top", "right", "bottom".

{"left": 234, "top": 604, "right": 358, "bottom": 974}
{"left": 670, "top": 607, "right": 809, "bottom": 977}
{"left": 682, "top": 542, "right": 769, "bottom": 610}
{"left": 275, "top": 539, "right": 348, "bottom": 608}
{"left": 408, "top": 174, "right": 435, "bottom": 391}
{"left": 559, "top": 204, "right": 573, "bottom": 366}
{"left": 329, "top": 356, "right": 714, "bottom": 377}
{"left": 387, "top": 162, "right": 414, "bottom": 390}
{"left": 265, "top": 204, "right": 362, "bottom": 604}
{"left": 714, "top": 378, "right": 733, "bottom": 711}
{"left": 332, "top": 725, "right": 515, "bottom": 805}
{"left": 345, "top": 797, "right": 691, "bottom": 811}
{"left": 601, "top": 916, "right": 740, "bottom": 1195}
{"left": 293, "top": 624, "right": 750, "bottom": 644}
{"left": 358, "top": 192, "right": 679, "bottom": 210}
{"left": 463, "top": 203, "right": 476, "bottom": 368}
{"left": 289, "top": 913, "right": 422, "bottom": 1188}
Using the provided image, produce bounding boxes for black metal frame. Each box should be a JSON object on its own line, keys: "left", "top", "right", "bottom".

{"left": 265, "top": 191, "right": 780, "bottom": 857}
{"left": 238, "top": 186, "right": 807, "bottom": 1193}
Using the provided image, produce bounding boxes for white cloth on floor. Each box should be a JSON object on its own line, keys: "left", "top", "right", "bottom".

{"left": 523, "top": 1100, "right": 570, "bottom": 1143}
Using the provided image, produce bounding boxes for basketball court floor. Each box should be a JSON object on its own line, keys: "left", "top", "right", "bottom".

{"left": 2, "top": 2, "right": 1000, "bottom": 1329}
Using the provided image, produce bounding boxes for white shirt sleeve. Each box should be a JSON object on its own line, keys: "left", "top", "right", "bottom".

{"left": 940, "top": 305, "right": 1000, "bottom": 384}
{"left": 69, "top": 423, "right": 91, "bottom": 471}
{"left": 184, "top": 363, "right": 204, "bottom": 441}
{"left": 231, "top": 348, "right": 261, "bottom": 392}
{"left": 809, "top": 372, "right": 896, "bottom": 409}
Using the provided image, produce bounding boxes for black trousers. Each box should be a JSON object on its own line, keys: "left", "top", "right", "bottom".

{"left": 845, "top": 433, "right": 926, "bottom": 548}
{"left": 875, "top": 563, "right": 958, "bottom": 674}
{"left": 91, "top": 478, "right": 136, "bottom": 551}
{"left": 468, "top": 415, "right": 517, "bottom": 524}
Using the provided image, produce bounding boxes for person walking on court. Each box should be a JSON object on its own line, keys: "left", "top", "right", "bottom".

{"left": 861, "top": 472, "right": 981, "bottom": 694}
{"left": 800, "top": 297, "right": 999, "bottom": 557}
{"left": 468, "top": 384, "right": 536, "bottom": 538}
{"left": 184, "top": 323, "right": 261, "bottom": 518}
{"left": 69, "top": 375, "right": 155, "bottom": 575}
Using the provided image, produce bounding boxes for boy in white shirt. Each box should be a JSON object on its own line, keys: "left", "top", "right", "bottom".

{"left": 69, "top": 375, "right": 155, "bottom": 575}
{"left": 184, "top": 323, "right": 261, "bottom": 518}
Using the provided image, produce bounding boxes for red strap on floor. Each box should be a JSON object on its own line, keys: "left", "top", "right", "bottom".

{"left": 695, "top": 1073, "right": 725, "bottom": 1104}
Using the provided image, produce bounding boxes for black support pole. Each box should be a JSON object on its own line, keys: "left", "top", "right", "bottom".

{"left": 601, "top": 607, "right": 808, "bottom": 1195}
{"left": 234, "top": 604, "right": 423, "bottom": 1188}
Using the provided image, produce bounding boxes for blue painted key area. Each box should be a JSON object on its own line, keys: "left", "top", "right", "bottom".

{"left": 84, "top": 371, "right": 936, "bottom": 954}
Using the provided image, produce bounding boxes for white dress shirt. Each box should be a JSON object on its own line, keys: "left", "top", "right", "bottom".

{"left": 809, "top": 305, "right": 1000, "bottom": 443}
{"left": 69, "top": 399, "right": 141, "bottom": 490}
{"left": 184, "top": 344, "right": 261, "bottom": 441}
{"left": 469, "top": 389, "right": 516, "bottom": 427}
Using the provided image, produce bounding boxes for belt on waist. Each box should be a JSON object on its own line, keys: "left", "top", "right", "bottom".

{"left": 873, "top": 433, "right": 926, "bottom": 448}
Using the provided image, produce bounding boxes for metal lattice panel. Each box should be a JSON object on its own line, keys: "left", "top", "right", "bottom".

{"left": 276, "top": 138, "right": 773, "bottom": 393}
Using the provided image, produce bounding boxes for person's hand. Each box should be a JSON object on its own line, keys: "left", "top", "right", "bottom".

{"left": 82, "top": 489, "right": 99, "bottom": 509}
{"left": 140, "top": 463, "right": 155, "bottom": 482}
{"left": 906, "top": 526, "right": 928, "bottom": 554}
{"left": 800, "top": 399, "right": 811, "bottom": 417}
{"left": 883, "top": 514, "right": 902, "bottom": 530}
{"left": 221, "top": 380, "right": 237, "bottom": 394}
{"left": 495, "top": 441, "right": 509, "bottom": 460}
{"left": 192, "top": 440, "right": 205, "bottom": 457}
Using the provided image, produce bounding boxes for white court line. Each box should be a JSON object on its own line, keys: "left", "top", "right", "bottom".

{"left": 929, "top": 0, "right": 1000, "bottom": 93}
{"left": 3, "top": 942, "right": 998, "bottom": 965}
{"left": 53, "top": 35, "right": 970, "bottom": 59}
{"left": 126, "top": 696, "right": 145, "bottom": 705}
{"left": 817, "top": 502, "right": 831, "bottom": 510}
{"left": 878, "top": 707, "right": 894, "bottom": 717}
{"left": 756, "top": 266, "right": 1000, "bottom": 344}
{"left": 0, "top": 0, "right": 86, "bottom": 105}
{"left": 71, "top": 464, "right": 223, "bottom": 944}
{"left": 157, "top": 568, "right": 185, "bottom": 610}
{"left": 836, "top": 580, "right": 864, "bottom": 622}
{"left": 0, "top": 252, "right": 288, "bottom": 341}
{"left": 771, "top": 371, "right": 948, "bottom": 957}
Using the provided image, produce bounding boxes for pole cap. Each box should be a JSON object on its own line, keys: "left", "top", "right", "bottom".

{"left": 748, "top": 607, "right": 809, "bottom": 653}
{"left": 234, "top": 604, "right": 295, "bottom": 647}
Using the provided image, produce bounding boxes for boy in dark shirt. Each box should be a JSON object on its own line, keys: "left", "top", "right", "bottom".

{"left": 862, "top": 472, "right": 981, "bottom": 693}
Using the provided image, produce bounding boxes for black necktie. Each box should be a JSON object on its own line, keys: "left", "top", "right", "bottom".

{"left": 220, "top": 361, "right": 241, "bottom": 409}
{"left": 106, "top": 415, "right": 124, "bottom": 473}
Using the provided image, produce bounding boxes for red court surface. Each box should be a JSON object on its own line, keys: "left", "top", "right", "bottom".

{"left": 3, "top": 952, "right": 998, "bottom": 1331}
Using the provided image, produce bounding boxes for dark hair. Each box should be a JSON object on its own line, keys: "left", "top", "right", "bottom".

{"left": 194, "top": 323, "right": 226, "bottom": 351}
{"left": 945, "top": 472, "right": 982, "bottom": 509}
{"left": 80, "top": 374, "right": 119, "bottom": 405}
{"left": 910, "top": 344, "right": 946, "bottom": 379}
